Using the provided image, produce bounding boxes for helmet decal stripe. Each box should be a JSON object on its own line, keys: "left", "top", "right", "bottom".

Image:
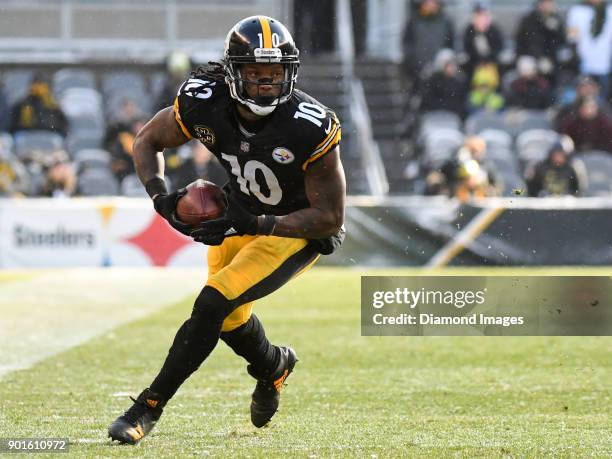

{"left": 258, "top": 16, "right": 273, "bottom": 48}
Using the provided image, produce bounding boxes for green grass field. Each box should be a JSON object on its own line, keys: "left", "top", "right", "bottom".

{"left": 0, "top": 267, "right": 611, "bottom": 458}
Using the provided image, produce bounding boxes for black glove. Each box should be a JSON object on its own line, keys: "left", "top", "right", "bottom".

{"left": 190, "top": 194, "right": 259, "bottom": 245}
{"left": 152, "top": 188, "right": 193, "bottom": 236}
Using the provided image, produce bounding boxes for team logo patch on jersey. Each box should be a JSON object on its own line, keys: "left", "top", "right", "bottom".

{"left": 272, "top": 147, "right": 295, "bottom": 164}
{"left": 194, "top": 125, "right": 216, "bottom": 145}
{"left": 240, "top": 141, "right": 250, "bottom": 153}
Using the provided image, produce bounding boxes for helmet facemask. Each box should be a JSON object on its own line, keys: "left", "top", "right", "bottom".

{"left": 225, "top": 59, "right": 299, "bottom": 116}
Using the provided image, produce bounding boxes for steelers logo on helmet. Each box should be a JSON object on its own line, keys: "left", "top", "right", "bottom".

{"left": 224, "top": 16, "right": 300, "bottom": 116}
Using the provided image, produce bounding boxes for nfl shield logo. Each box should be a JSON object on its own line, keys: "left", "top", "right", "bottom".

{"left": 240, "top": 141, "right": 250, "bottom": 153}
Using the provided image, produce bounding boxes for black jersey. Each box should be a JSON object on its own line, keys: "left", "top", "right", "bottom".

{"left": 173, "top": 78, "right": 341, "bottom": 217}
{"left": 173, "top": 77, "right": 344, "bottom": 254}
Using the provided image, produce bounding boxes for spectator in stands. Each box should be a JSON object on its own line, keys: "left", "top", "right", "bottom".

{"left": 154, "top": 50, "right": 193, "bottom": 112}
{"left": 402, "top": 0, "right": 455, "bottom": 78}
{"left": 452, "top": 157, "right": 491, "bottom": 201}
{"left": 426, "top": 136, "right": 498, "bottom": 199}
{"left": 467, "top": 63, "right": 505, "bottom": 114}
{"left": 560, "top": 97, "right": 612, "bottom": 152}
{"left": 0, "top": 144, "right": 30, "bottom": 196}
{"left": 465, "top": 135, "right": 499, "bottom": 190}
{"left": 566, "top": 0, "right": 612, "bottom": 99}
{"left": 41, "top": 150, "right": 76, "bottom": 198}
{"left": 104, "top": 98, "right": 147, "bottom": 181}
{"left": 555, "top": 75, "right": 611, "bottom": 127}
{"left": 420, "top": 49, "right": 468, "bottom": 117}
{"left": 506, "top": 56, "right": 555, "bottom": 109}
{"left": 462, "top": 1, "right": 504, "bottom": 76}
{"left": 526, "top": 138, "right": 581, "bottom": 196}
{"left": 515, "top": 0, "right": 565, "bottom": 79}
{"left": 170, "top": 141, "right": 227, "bottom": 189}
{"left": 105, "top": 116, "right": 146, "bottom": 182}
{"left": 109, "top": 97, "right": 143, "bottom": 126}
{"left": 9, "top": 73, "right": 68, "bottom": 137}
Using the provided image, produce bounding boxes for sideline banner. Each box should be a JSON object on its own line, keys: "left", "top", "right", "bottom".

{"left": 1, "top": 196, "right": 612, "bottom": 268}
{"left": 0, "top": 198, "right": 206, "bottom": 268}
{"left": 323, "top": 196, "right": 612, "bottom": 267}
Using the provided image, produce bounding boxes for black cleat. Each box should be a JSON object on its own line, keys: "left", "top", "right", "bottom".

{"left": 248, "top": 346, "right": 298, "bottom": 428}
{"left": 108, "top": 388, "right": 166, "bottom": 445}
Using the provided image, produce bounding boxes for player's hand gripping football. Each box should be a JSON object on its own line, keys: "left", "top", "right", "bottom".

{"left": 153, "top": 188, "right": 194, "bottom": 236}
{"left": 190, "top": 194, "right": 258, "bottom": 245}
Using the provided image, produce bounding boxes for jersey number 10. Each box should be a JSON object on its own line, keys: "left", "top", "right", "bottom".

{"left": 293, "top": 102, "right": 326, "bottom": 128}
{"left": 221, "top": 153, "right": 282, "bottom": 206}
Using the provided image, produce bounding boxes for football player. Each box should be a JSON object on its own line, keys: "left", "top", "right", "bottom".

{"left": 108, "top": 15, "right": 345, "bottom": 444}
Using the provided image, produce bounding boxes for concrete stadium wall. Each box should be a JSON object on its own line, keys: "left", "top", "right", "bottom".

{"left": 0, "top": 0, "right": 289, "bottom": 62}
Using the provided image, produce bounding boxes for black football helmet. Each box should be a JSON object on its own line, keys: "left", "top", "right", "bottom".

{"left": 224, "top": 16, "right": 299, "bottom": 116}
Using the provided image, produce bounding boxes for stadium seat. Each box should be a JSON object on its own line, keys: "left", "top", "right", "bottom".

{"left": 516, "top": 129, "right": 558, "bottom": 163}
{"left": 465, "top": 111, "right": 509, "bottom": 135}
{"left": 479, "top": 129, "right": 513, "bottom": 151}
{"left": 3, "top": 69, "right": 34, "bottom": 106}
{"left": 486, "top": 146, "right": 515, "bottom": 161}
{"left": 121, "top": 174, "right": 172, "bottom": 197}
{"left": 77, "top": 168, "right": 119, "bottom": 196}
{"left": 510, "top": 110, "right": 552, "bottom": 133}
{"left": 420, "top": 110, "right": 462, "bottom": 137}
{"left": 573, "top": 151, "right": 612, "bottom": 197}
{"left": 150, "top": 71, "right": 167, "bottom": 99}
{"left": 68, "top": 113, "right": 106, "bottom": 134}
{"left": 14, "top": 130, "right": 65, "bottom": 160}
{"left": 518, "top": 110, "right": 552, "bottom": 133}
{"left": 53, "top": 69, "right": 96, "bottom": 98}
{"left": 0, "top": 132, "right": 15, "bottom": 154}
{"left": 67, "top": 128, "right": 104, "bottom": 153}
{"left": 101, "top": 70, "right": 151, "bottom": 118}
{"left": 101, "top": 71, "right": 147, "bottom": 98}
{"left": 489, "top": 155, "right": 520, "bottom": 175}
{"left": 60, "top": 88, "right": 104, "bottom": 115}
{"left": 120, "top": 174, "right": 147, "bottom": 197}
{"left": 422, "top": 128, "right": 464, "bottom": 167}
{"left": 105, "top": 92, "right": 151, "bottom": 121}
{"left": 66, "top": 133, "right": 103, "bottom": 155}
{"left": 74, "top": 148, "right": 112, "bottom": 172}
{"left": 497, "top": 171, "right": 527, "bottom": 196}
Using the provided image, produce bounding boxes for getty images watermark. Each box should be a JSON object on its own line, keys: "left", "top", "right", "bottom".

{"left": 371, "top": 286, "right": 524, "bottom": 327}
{"left": 361, "top": 277, "right": 612, "bottom": 336}
{"left": 0, "top": 438, "right": 69, "bottom": 453}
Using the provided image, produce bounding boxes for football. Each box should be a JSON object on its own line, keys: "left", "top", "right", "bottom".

{"left": 176, "top": 179, "right": 227, "bottom": 226}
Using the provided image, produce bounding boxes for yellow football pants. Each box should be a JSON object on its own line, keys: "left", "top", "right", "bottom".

{"left": 206, "top": 235, "right": 320, "bottom": 332}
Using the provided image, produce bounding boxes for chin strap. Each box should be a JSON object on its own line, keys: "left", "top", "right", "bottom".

{"left": 245, "top": 100, "right": 278, "bottom": 116}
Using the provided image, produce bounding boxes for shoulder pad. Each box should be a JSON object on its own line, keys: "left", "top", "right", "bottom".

{"left": 289, "top": 90, "right": 341, "bottom": 170}
{"left": 173, "top": 79, "right": 228, "bottom": 139}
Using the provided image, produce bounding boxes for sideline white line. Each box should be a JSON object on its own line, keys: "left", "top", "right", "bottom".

{"left": 0, "top": 267, "right": 205, "bottom": 378}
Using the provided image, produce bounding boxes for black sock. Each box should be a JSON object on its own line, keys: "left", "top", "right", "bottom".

{"left": 149, "top": 286, "right": 232, "bottom": 401}
{"left": 220, "top": 314, "right": 280, "bottom": 377}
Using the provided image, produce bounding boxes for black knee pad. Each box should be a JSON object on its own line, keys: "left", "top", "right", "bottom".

{"left": 192, "top": 286, "right": 233, "bottom": 324}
